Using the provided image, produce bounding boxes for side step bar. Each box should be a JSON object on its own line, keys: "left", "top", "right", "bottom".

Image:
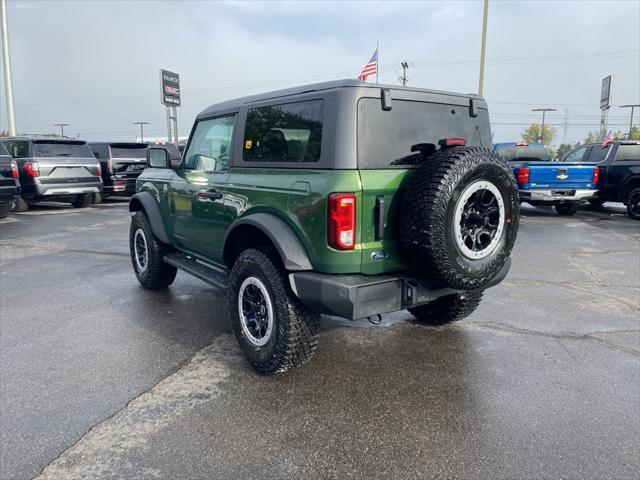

{"left": 163, "top": 252, "right": 229, "bottom": 289}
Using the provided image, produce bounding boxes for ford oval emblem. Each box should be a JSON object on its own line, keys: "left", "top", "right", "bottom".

{"left": 371, "top": 250, "right": 388, "bottom": 260}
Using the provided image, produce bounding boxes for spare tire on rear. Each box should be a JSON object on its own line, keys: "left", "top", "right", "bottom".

{"left": 399, "top": 146, "right": 519, "bottom": 290}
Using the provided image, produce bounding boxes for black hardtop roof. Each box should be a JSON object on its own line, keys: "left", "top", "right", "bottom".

{"left": 197, "top": 79, "right": 485, "bottom": 119}
{"left": 1, "top": 136, "right": 88, "bottom": 145}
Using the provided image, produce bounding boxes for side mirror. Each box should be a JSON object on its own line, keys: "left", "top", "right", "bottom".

{"left": 147, "top": 148, "right": 170, "bottom": 168}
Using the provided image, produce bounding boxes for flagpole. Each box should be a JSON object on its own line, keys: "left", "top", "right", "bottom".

{"left": 376, "top": 41, "right": 379, "bottom": 84}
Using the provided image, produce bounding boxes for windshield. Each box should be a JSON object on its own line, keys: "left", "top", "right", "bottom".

{"left": 110, "top": 145, "right": 147, "bottom": 159}
{"left": 33, "top": 142, "right": 94, "bottom": 158}
{"left": 495, "top": 145, "right": 551, "bottom": 162}
{"left": 357, "top": 98, "right": 491, "bottom": 169}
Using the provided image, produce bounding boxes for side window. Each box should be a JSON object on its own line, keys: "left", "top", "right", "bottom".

{"left": 4, "top": 140, "right": 30, "bottom": 158}
{"left": 613, "top": 144, "right": 640, "bottom": 162}
{"left": 183, "top": 115, "right": 236, "bottom": 172}
{"left": 586, "top": 144, "right": 610, "bottom": 163}
{"left": 564, "top": 146, "right": 588, "bottom": 162}
{"left": 243, "top": 100, "right": 323, "bottom": 163}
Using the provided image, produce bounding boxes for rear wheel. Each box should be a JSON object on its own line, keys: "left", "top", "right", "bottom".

{"left": 0, "top": 201, "right": 11, "bottom": 218}
{"left": 12, "top": 197, "right": 29, "bottom": 212}
{"left": 229, "top": 247, "right": 320, "bottom": 375}
{"left": 408, "top": 291, "right": 483, "bottom": 325}
{"left": 627, "top": 188, "right": 640, "bottom": 220}
{"left": 555, "top": 202, "right": 579, "bottom": 215}
{"left": 71, "top": 194, "right": 92, "bottom": 208}
{"left": 399, "top": 147, "right": 519, "bottom": 290}
{"left": 129, "top": 211, "right": 177, "bottom": 288}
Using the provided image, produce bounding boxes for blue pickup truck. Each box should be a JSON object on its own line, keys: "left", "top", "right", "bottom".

{"left": 494, "top": 142, "right": 598, "bottom": 215}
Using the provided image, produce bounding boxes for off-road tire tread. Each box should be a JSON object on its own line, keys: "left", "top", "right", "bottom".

{"left": 408, "top": 291, "right": 483, "bottom": 325}
{"left": 130, "top": 211, "right": 177, "bottom": 289}
{"left": 229, "top": 247, "right": 320, "bottom": 375}
{"left": 399, "top": 147, "right": 519, "bottom": 290}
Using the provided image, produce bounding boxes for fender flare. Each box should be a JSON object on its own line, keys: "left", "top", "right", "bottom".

{"left": 622, "top": 175, "right": 640, "bottom": 198}
{"left": 128, "top": 192, "right": 171, "bottom": 244}
{"left": 223, "top": 213, "right": 313, "bottom": 271}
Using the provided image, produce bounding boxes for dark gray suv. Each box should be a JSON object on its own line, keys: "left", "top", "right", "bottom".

{"left": 0, "top": 137, "right": 103, "bottom": 211}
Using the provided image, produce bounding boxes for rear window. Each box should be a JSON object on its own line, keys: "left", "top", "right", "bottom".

{"left": 614, "top": 144, "right": 640, "bottom": 161}
{"left": 33, "top": 142, "right": 94, "bottom": 158}
{"left": 495, "top": 145, "right": 551, "bottom": 162}
{"left": 243, "top": 100, "right": 323, "bottom": 163}
{"left": 110, "top": 145, "right": 147, "bottom": 159}
{"left": 357, "top": 98, "right": 491, "bottom": 169}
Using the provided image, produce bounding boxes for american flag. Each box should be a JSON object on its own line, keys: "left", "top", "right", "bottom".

{"left": 358, "top": 48, "right": 378, "bottom": 82}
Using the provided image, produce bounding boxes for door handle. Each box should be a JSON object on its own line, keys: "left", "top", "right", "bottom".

{"left": 196, "top": 189, "right": 223, "bottom": 201}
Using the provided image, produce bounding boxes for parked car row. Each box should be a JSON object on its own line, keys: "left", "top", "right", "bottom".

{"left": 0, "top": 136, "right": 180, "bottom": 216}
{"left": 494, "top": 140, "right": 640, "bottom": 220}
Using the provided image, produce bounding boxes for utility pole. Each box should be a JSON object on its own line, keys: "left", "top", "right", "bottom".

{"left": 53, "top": 123, "right": 69, "bottom": 137}
{"left": 620, "top": 104, "right": 640, "bottom": 138}
{"left": 399, "top": 61, "right": 410, "bottom": 87}
{"left": 133, "top": 121, "right": 150, "bottom": 142}
{"left": 478, "top": 0, "right": 489, "bottom": 96}
{"left": 532, "top": 108, "right": 556, "bottom": 143}
{"left": 1, "top": 0, "right": 17, "bottom": 136}
{"left": 562, "top": 108, "right": 569, "bottom": 145}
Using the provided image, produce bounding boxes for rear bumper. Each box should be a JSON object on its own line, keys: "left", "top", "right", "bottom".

{"left": 104, "top": 177, "right": 136, "bottom": 195}
{"left": 519, "top": 188, "right": 596, "bottom": 203}
{"left": 41, "top": 186, "right": 101, "bottom": 196}
{"left": 24, "top": 181, "right": 102, "bottom": 198}
{"left": 289, "top": 259, "right": 511, "bottom": 320}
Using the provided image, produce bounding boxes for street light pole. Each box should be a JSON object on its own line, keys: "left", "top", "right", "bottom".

{"left": 532, "top": 108, "right": 556, "bottom": 143}
{"left": 133, "top": 121, "right": 150, "bottom": 142}
{"left": 1, "top": 0, "right": 17, "bottom": 136}
{"left": 620, "top": 104, "right": 640, "bottom": 139}
{"left": 478, "top": 0, "right": 489, "bottom": 96}
{"left": 53, "top": 123, "right": 69, "bottom": 137}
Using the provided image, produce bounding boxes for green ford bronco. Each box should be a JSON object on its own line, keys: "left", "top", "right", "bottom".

{"left": 129, "top": 80, "right": 520, "bottom": 374}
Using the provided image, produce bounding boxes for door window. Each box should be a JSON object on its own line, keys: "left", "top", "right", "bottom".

{"left": 183, "top": 115, "right": 236, "bottom": 172}
{"left": 613, "top": 144, "right": 640, "bottom": 162}
{"left": 564, "top": 146, "right": 588, "bottom": 162}
{"left": 586, "top": 144, "right": 610, "bottom": 163}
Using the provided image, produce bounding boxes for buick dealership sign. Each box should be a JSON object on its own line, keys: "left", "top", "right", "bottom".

{"left": 160, "top": 69, "right": 181, "bottom": 106}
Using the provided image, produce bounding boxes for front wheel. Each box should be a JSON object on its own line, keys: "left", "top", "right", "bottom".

{"left": 229, "top": 247, "right": 320, "bottom": 375}
{"left": 627, "top": 188, "right": 640, "bottom": 220}
{"left": 129, "top": 211, "right": 177, "bottom": 288}
{"left": 555, "top": 203, "right": 579, "bottom": 215}
{"left": 408, "top": 291, "right": 483, "bottom": 325}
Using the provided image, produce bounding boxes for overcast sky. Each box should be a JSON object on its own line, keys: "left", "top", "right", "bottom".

{"left": 1, "top": 0, "right": 638, "bottom": 145}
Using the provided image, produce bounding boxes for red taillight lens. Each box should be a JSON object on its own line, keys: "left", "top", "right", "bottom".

{"left": 24, "top": 161, "right": 39, "bottom": 177}
{"left": 438, "top": 138, "right": 466, "bottom": 147}
{"left": 515, "top": 141, "right": 528, "bottom": 147}
{"left": 10, "top": 160, "right": 18, "bottom": 178}
{"left": 328, "top": 193, "right": 356, "bottom": 250}
{"left": 96, "top": 162, "right": 102, "bottom": 177}
{"left": 107, "top": 158, "right": 112, "bottom": 173}
{"left": 592, "top": 166, "right": 599, "bottom": 184}
{"left": 517, "top": 166, "right": 530, "bottom": 184}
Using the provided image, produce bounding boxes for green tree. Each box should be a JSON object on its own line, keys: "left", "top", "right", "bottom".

{"left": 556, "top": 143, "right": 575, "bottom": 159}
{"left": 584, "top": 130, "right": 602, "bottom": 143}
{"left": 521, "top": 123, "right": 556, "bottom": 145}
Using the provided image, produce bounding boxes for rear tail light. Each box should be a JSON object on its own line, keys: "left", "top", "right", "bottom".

{"left": 10, "top": 160, "right": 18, "bottom": 178}
{"left": 517, "top": 166, "right": 530, "bottom": 184}
{"left": 515, "top": 141, "right": 528, "bottom": 146}
{"left": 24, "top": 161, "right": 39, "bottom": 177}
{"left": 328, "top": 193, "right": 356, "bottom": 250}
{"left": 107, "top": 158, "right": 112, "bottom": 173}
{"left": 96, "top": 162, "right": 102, "bottom": 177}
{"left": 438, "top": 138, "right": 466, "bottom": 147}
{"left": 592, "top": 166, "right": 599, "bottom": 184}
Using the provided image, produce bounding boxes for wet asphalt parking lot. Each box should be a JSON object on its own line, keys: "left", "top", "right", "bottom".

{"left": 0, "top": 200, "right": 638, "bottom": 480}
